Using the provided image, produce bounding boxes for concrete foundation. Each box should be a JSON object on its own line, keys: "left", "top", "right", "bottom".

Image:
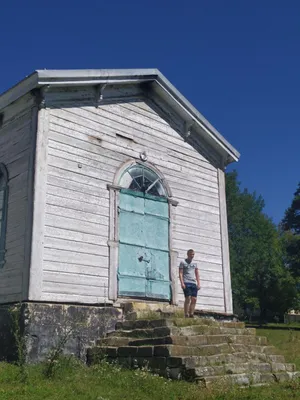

{"left": 0, "top": 302, "right": 122, "bottom": 363}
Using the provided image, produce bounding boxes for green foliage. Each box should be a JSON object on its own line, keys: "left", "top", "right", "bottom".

{"left": 9, "top": 303, "right": 28, "bottom": 383}
{"left": 282, "top": 183, "right": 300, "bottom": 235}
{"left": 42, "top": 326, "right": 74, "bottom": 378}
{"left": 226, "top": 171, "right": 298, "bottom": 319}
{"left": 281, "top": 183, "right": 300, "bottom": 279}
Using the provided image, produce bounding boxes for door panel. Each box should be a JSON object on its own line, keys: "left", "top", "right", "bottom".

{"left": 144, "top": 195, "right": 169, "bottom": 217}
{"left": 144, "top": 214, "right": 169, "bottom": 251}
{"left": 118, "top": 276, "right": 146, "bottom": 298}
{"left": 119, "top": 190, "right": 145, "bottom": 213}
{"left": 118, "top": 243, "right": 146, "bottom": 297}
{"left": 118, "top": 189, "right": 171, "bottom": 300}
{"left": 147, "top": 248, "right": 170, "bottom": 278}
{"left": 119, "top": 210, "right": 144, "bottom": 247}
{"left": 146, "top": 280, "right": 171, "bottom": 300}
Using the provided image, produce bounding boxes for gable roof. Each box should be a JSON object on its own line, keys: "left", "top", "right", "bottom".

{"left": 0, "top": 69, "right": 240, "bottom": 165}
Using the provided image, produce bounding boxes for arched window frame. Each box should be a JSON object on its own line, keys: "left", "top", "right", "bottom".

{"left": 107, "top": 159, "right": 179, "bottom": 305}
{"left": 0, "top": 163, "right": 9, "bottom": 269}
{"left": 118, "top": 162, "right": 169, "bottom": 197}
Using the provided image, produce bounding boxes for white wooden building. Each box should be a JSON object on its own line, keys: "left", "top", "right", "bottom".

{"left": 0, "top": 69, "right": 240, "bottom": 315}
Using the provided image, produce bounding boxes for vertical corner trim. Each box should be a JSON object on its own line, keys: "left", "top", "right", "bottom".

{"left": 218, "top": 168, "right": 233, "bottom": 314}
{"left": 169, "top": 201, "right": 178, "bottom": 305}
{"left": 108, "top": 187, "right": 119, "bottom": 301}
{"left": 28, "top": 108, "right": 50, "bottom": 301}
{"left": 170, "top": 250, "right": 179, "bottom": 305}
{"left": 22, "top": 105, "right": 39, "bottom": 300}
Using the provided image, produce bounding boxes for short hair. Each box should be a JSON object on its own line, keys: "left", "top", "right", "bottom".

{"left": 187, "top": 249, "right": 194, "bottom": 254}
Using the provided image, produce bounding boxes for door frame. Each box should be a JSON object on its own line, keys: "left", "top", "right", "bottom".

{"left": 107, "top": 159, "right": 179, "bottom": 305}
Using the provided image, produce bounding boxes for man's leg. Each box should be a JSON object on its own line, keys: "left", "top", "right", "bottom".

{"left": 184, "top": 296, "right": 191, "bottom": 317}
{"left": 189, "top": 297, "right": 197, "bottom": 317}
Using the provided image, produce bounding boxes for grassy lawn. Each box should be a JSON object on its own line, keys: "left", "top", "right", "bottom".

{"left": 259, "top": 328, "right": 300, "bottom": 370}
{"left": 0, "top": 358, "right": 300, "bottom": 400}
{"left": 247, "top": 322, "right": 300, "bottom": 329}
{"left": 0, "top": 327, "right": 300, "bottom": 400}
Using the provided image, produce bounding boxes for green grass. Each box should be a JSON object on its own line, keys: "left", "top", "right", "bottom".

{"left": 0, "top": 328, "right": 300, "bottom": 400}
{"left": 247, "top": 322, "right": 300, "bottom": 329}
{"left": 0, "top": 358, "right": 300, "bottom": 400}
{"left": 260, "top": 328, "right": 300, "bottom": 370}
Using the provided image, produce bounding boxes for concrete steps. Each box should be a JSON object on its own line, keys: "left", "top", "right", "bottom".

{"left": 87, "top": 316, "right": 299, "bottom": 387}
{"left": 98, "top": 334, "right": 268, "bottom": 347}
{"left": 115, "top": 318, "right": 246, "bottom": 331}
{"left": 198, "top": 371, "right": 300, "bottom": 387}
{"left": 107, "top": 325, "right": 257, "bottom": 338}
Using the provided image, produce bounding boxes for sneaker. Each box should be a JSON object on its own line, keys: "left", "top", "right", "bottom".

{"left": 185, "top": 314, "right": 189, "bottom": 318}
{"left": 189, "top": 314, "right": 194, "bottom": 318}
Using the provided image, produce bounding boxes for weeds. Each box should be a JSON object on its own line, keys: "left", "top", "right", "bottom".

{"left": 9, "top": 303, "right": 28, "bottom": 383}
{"left": 42, "top": 326, "right": 75, "bottom": 378}
{"left": 136, "top": 310, "right": 161, "bottom": 320}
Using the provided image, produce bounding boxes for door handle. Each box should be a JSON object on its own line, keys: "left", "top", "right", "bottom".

{"left": 138, "top": 256, "right": 150, "bottom": 264}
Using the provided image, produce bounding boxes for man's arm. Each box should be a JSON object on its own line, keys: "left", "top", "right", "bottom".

{"left": 179, "top": 265, "right": 185, "bottom": 289}
{"left": 195, "top": 268, "right": 200, "bottom": 290}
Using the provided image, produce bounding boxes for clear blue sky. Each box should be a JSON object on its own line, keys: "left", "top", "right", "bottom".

{"left": 1, "top": 0, "right": 299, "bottom": 223}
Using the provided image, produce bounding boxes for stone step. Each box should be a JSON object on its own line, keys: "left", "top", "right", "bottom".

{"left": 89, "top": 342, "right": 281, "bottom": 361}
{"left": 173, "top": 319, "right": 245, "bottom": 329}
{"left": 87, "top": 347, "right": 287, "bottom": 368}
{"left": 98, "top": 342, "right": 278, "bottom": 358}
{"left": 121, "top": 301, "right": 236, "bottom": 323}
{"left": 191, "top": 362, "right": 296, "bottom": 378}
{"left": 130, "top": 335, "right": 267, "bottom": 347}
{"left": 91, "top": 342, "right": 280, "bottom": 359}
{"left": 108, "top": 325, "right": 256, "bottom": 339}
{"left": 87, "top": 347, "right": 289, "bottom": 370}
{"left": 167, "top": 353, "right": 287, "bottom": 369}
{"left": 98, "top": 334, "right": 267, "bottom": 348}
{"left": 115, "top": 318, "right": 245, "bottom": 331}
{"left": 198, "top": 371, "right": 300, "bottom": 387}
{"left": 179, "top": 325, "right": 255, "bottom": 337}
{"left": 230, "top": 344, "right": 279, "bottom": 355}
{"left": 89, "top": 343, "right": 233, "bottom": 359}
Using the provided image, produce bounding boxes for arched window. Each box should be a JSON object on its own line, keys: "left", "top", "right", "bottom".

{"left": 119, "top": 163, "right": 167, "bottom": 197}
{"left": 0, "top": 164, "right": 8, "bottom": 268}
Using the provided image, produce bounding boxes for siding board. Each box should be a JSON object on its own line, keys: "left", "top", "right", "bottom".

{"left": 42, "top": 96, "right": 226, "bottom": 312}
{"left": 0, "top": 100, "right": 33, "bottom": 303}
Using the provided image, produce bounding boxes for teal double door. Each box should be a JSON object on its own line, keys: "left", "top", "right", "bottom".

{"left": 117, "top": 189, "right": 171, "bottom": 301}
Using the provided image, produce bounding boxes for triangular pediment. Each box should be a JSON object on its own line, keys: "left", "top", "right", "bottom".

{"left": 0, "top": 69, "right": 240, "bottom": 167}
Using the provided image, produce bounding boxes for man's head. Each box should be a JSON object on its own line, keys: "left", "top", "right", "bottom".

{"left": 187, "top": 249, "right": 195, "bottom": 262}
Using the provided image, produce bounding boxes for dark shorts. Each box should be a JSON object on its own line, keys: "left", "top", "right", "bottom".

{"left": 183, "top": 283, "right": 198, "bottom": 298}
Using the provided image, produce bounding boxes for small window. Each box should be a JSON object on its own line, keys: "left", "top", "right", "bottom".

{"left": 0, "top": 164, "right": 8, "bottom": 268}
{"left": 119, "top": 164, "right": 167, "bottom": 197}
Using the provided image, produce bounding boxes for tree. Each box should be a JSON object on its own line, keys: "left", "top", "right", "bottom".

{"left": 281, "top": 183, "right": 300, "bottom": 278}
{"left": 226, "top": 171, "right": 298, "bottom": 320}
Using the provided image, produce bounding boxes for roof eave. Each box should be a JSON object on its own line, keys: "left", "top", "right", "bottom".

{"left": 154, "top": 72, "right": 240, "bottom": 163}
{"left": 0, "top": 72, "right": 39, "bottom": 111}
{"left": 0, "top": 69, "right": 240, "bottom": 164}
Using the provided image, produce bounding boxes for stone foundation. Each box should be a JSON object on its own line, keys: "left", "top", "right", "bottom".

{"left": 0, "top": 305, "right": 18, "bottom": 362}
{"left": 0, "top": 302, "right": 122, "bottom": 363}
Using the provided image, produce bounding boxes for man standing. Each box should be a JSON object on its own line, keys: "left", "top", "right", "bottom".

{"left": 179, "top": 249, "right": 200, "bottom": 318}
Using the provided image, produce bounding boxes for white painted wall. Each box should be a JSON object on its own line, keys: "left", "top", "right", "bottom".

{"left": 37, "top": 86, "right": 227, "bottom": 312}
{"left": 0, "top": 94, "right": 35, "bottom": 303}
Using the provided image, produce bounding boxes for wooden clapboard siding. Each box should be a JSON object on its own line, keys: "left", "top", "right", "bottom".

{"left": 42, "top": 94, "right": 225, "bottom": 312}
{"left": 0, "top": 94, "right": 35, "bottom": 303}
